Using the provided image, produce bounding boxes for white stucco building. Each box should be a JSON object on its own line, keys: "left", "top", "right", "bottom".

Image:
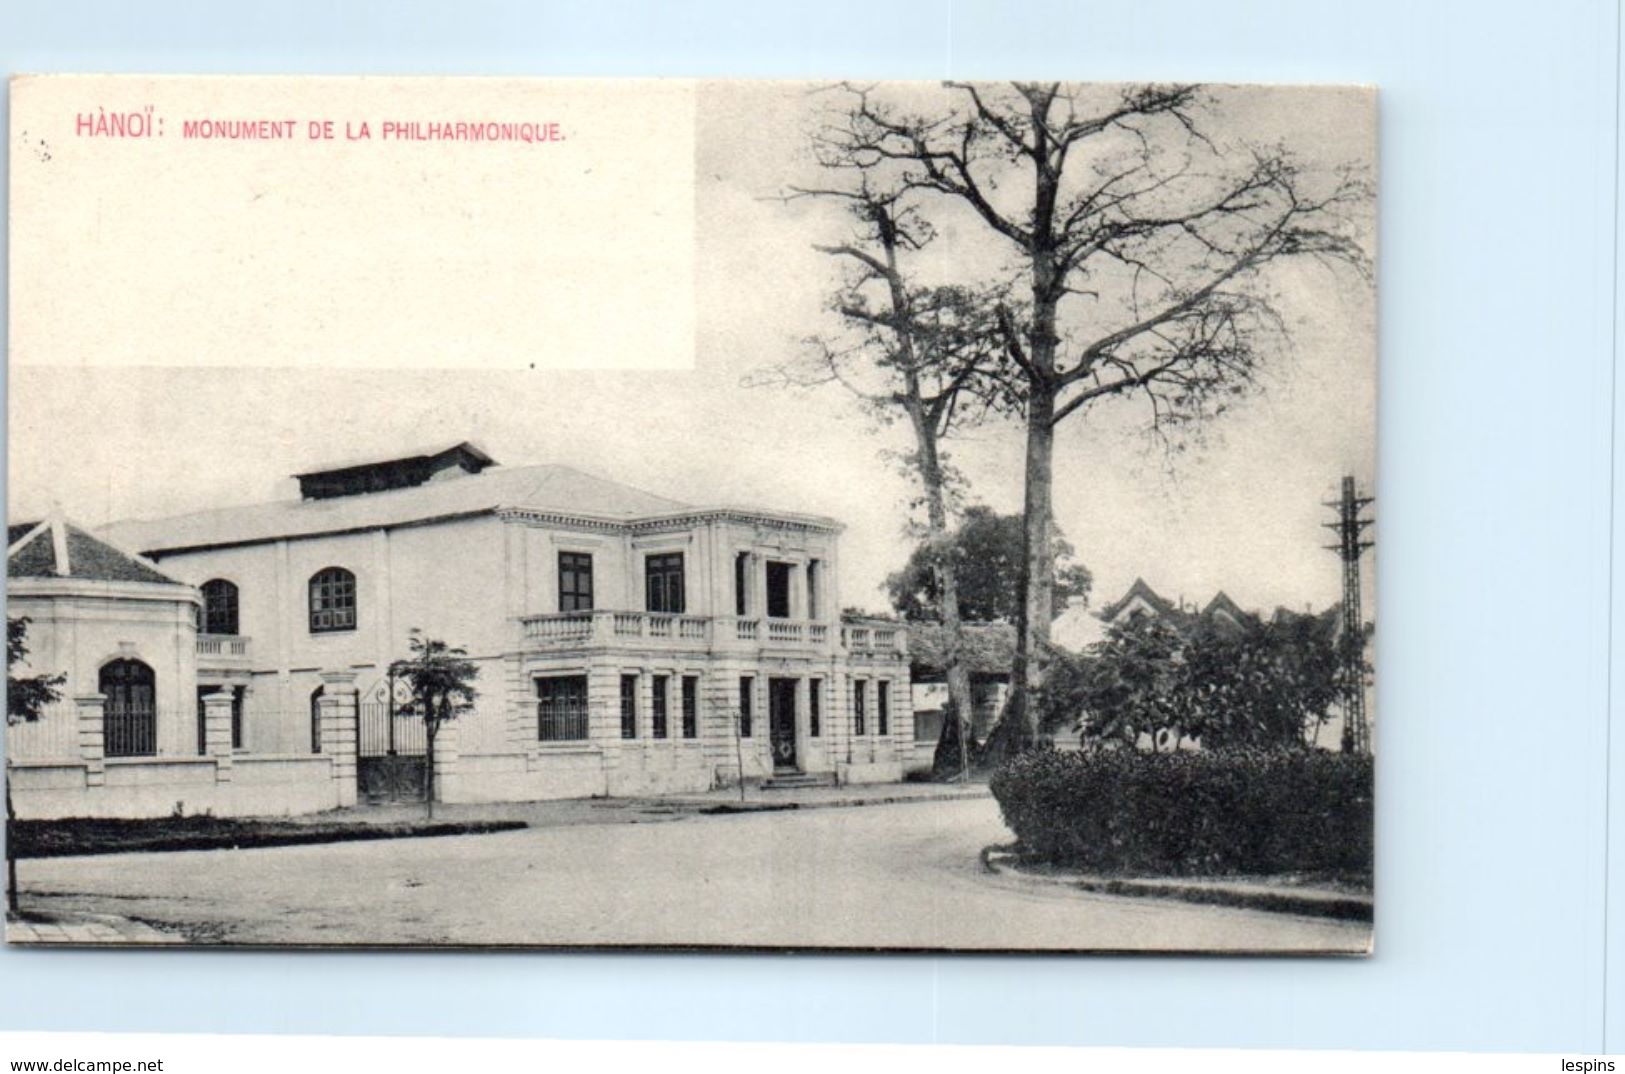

{"left": 81, "top": 442, "right": 917, "bottom": 805}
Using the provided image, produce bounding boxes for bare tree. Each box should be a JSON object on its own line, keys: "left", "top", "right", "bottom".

{"left": 812, "top": 82, "right": 1372, "bottom": 758}
{"left": 753, "top": 181, "right": 1008, "bottom": 777}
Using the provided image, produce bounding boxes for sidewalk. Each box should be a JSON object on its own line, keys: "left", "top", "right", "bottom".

{"left": 6, "top": 910, "right": 182, "bottom": 945}
{"left": 278, "top": 778, "right": 992, "bottom": 830}
{"left": 981, "top": 847, "right": 1373, "bottom": 923}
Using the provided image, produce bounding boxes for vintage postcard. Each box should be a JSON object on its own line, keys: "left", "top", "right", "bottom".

{"left": 5, "top": 77, "right": 1375, "bottom": 952}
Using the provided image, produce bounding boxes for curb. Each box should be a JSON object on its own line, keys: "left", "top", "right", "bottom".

{"left": 982, "top": 847, "right": 1373, "bottom": 923}
{"left": 13, "top": 818, "right": 529, "bottom": 860}
{"left": 670, "top": 788, "right": 992, "bottom": 814}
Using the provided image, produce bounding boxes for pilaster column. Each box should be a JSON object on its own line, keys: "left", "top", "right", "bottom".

{"left": 318, "top": 670, "right": 359, "bottom": 807}
{"left": 74, "top": 693, "right": 106, "bottom": 788}
{"left": 202, "top": 690, "right": 235, "bottom": 783}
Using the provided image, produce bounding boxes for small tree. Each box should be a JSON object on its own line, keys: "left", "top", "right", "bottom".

{"left": 388, "top": 630, "right": 478, "bottom": 820}
{"left": 7, "top": 616, "right": 66, "bottom": 913}
{"left": 886, "top": 506, "right": 1092, "bottom": 625}
{"left": 1076, "top": 615, "right": 1184, "bottom": 748}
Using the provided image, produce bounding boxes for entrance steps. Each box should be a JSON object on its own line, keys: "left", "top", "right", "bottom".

{"left": 759, "top": 772, "right": 837, "bottom": 791}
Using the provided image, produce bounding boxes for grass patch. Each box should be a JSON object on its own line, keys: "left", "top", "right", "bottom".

{"left": 8, "top": 815, "right": 527, "bottom": 859}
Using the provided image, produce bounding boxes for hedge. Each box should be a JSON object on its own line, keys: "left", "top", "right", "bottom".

{"left": 989, "top": 747, "right": 1372, "bottom": 880}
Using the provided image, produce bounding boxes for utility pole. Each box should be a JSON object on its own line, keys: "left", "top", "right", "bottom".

{"left": 1323, "top": 476, "right": 1374, "bottom": 754}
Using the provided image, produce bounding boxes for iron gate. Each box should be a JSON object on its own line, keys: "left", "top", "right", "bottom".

{"left": 356, "top": 700, "right": 427, "bottom": 804}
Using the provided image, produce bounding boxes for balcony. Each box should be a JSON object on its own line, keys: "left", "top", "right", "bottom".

{"left": 841, "top": 619, "right": 904, "bottom": 658}
{"left": 196, "top": 633, "right": 252, "bottom": 671}
{"left": 519, "top": 611, "right": 836, "bottom": 654}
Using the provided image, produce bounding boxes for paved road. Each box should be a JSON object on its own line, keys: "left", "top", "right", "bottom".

{"left": 17, "top": 798, "right": 1370, "bottom": 952}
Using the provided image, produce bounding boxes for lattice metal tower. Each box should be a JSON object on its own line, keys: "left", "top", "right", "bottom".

{"left": 1323, "top": 476, "right": 1374, "bottom": 754}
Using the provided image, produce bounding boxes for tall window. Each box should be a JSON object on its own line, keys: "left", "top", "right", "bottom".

{"left": 309, "top": 567, "right": 357, "bottom": 633}
{"left": 100, "top": 659, "right": 156, "bottom": 757}
{"left": 766, "top": 561, "right": 792, "bottom": 619}
{"left": 735, "top": 552, "right": 750, "bottom": 616}
{"left": 853, "top": 679, "right": 868, "bottom": 737}
{"left": 559, "top": 552, "right": 594, "bottom": 612}
{"left": 739, "top": 676, "right": 754, "bottom": 738}
{"left": 537, "top": 675, "right": 589, "bottom": 742}
{"left": 877, "top": 680, "right": 890, "bottom": 736}
{"left": 310, "top": 686, "right": 324, "bottom": 754}
{"left": 809, "top": 679, "right": 822, "bottom": 738}
{"left": 681, "top": 676, "right": 699, "bottom": 739}
{"left": 199, "top": 578, "right": 239, "bottom": 635}
{"left": 651, "top": 675, "right": 669, "bottom": 738}
{"left": 619, "top": 674, "right": 638, "bottom": 739}
{"left": 645, "top": 554, "right": 685, "bottom": 613}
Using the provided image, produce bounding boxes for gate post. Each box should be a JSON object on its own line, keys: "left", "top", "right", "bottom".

{"left": 317, "top": 671, "right": 359, "bottom": 808}
{"left": 201, "top": 691, "right": 235, "bottom": 783}
{"left": 74, "top": 693, "right": 107, "bottom": 789}
{"left": 431, "top": 720, "right": 459, "bottom": 805}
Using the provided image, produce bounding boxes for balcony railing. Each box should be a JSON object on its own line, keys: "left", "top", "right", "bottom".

{"left": 841, "top": 621, "right": 901, "bottom": 654}
{"left": 520, "top": 611, "right": 836, "bottom": 652}
{"left": 197, "top": 634, "right": 250, "bottom": 657}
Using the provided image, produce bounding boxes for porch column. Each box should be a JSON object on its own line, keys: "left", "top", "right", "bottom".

{"left": 74, "top": 693, "right": 106, "bottom": 789}
{"left": 202, "top": 690, "right": 235, "bottom": 783}
{"left": 318, "top": 670, "right": 359, "bottom": 808}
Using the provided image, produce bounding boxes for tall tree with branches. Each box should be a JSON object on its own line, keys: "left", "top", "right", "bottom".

{"left": 755, "top": 182, "right": 1009, "bottom": 777}
{"left": 811, "top": 82, "right": 1371, "bottom": 758}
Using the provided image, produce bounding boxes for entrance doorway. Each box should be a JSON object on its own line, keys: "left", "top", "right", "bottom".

{"left": 768, "top": 677, "right": 798, "bottom": 771}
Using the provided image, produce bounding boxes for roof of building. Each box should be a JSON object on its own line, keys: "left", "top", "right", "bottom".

{"left": 908, "top": 621, "right": 1019, "bottom": 679}
{"left": 98, "top": 458, "right": 840, "bottom": 556}
{"left": 290, "top": 440, "right": 495, "bottom": 479}
{"left": 1096, "top": 577, "right": 1179, "bottom": 622}
{"left": 7, "top": 518, "right": 181, "bottom": 585}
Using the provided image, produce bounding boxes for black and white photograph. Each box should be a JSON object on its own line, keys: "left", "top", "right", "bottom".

{"left": 5, "top": 76, "right": 1376, "bottom": 953}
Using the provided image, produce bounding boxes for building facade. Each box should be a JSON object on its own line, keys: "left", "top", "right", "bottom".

{"left": 92, "top": 443, "right": 918, "bottom": 803}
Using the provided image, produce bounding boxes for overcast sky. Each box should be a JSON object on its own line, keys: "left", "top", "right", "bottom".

{"left": 8, "top": 81, "right": 1374, "bottom": 648}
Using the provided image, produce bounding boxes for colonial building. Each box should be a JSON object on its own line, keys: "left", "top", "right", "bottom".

{"left": 90, "top": 443, "right": 915, "bottom": 803}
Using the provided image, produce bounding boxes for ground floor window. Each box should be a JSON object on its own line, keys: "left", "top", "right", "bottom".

{"left": 681, "top": 675, "right": 699, "bottom": 739}
{"left": 739, "top": 676, "right": 753, "bottom": 737}
{"left": 877, "top": 680, "right": 890, "bottom": 736}
{"left": 853, "top": 679, "right": 867, "bottom": 736}
{"left": 310, "top": 686, "right": 324, "bottom": 753}
{"left": 652, "top": 675, "right": 669, "bottom": 739}
{"left": 620, "top": 674, "right": 638, "bottom": 739}
{"left": 537, "top": 675, "right": 589, "bottom": 742}
{"left": 100, "top": 658, "right": 155, "bottom": 758}
{"left": 809, "top": 678, "right": 822, "bottom": 738}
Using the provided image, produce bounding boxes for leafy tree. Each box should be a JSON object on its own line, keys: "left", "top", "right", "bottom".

{"left": 1076, "top": 610, "right": 1346, "bottom": 752}
{"left": 812, "top": 82, "right": 1371, "bottom": 758}
{"left": 388, "top": 630, "right": 478, "bottom": 820}
{"left": 887, "top": 505, "right": 1091, "bottom": 624}
{"left": 758, "top": 183, "right": 1011, "bottom": 779}
{"left": 1075, "top": 615, "right": 1184, "bottom": 748}
{"left": 7, "top": 616, "right": 65, "bottom": 912}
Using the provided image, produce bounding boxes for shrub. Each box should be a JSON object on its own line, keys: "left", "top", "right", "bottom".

{"left": 989, "top": 747, "right": 1372, "bottom": 880}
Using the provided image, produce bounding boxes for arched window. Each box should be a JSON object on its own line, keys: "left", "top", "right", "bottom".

{"left": 309, "top": 567, "right": 357, "bottom": 634}
{"left": 199, "top": 578, "right": 239, "bottom": 636}
{"left": 99, "top": 658, "right": 156, "bottom": 757}
{"left": 310, "top": 686, "right": 324, "bottom": 754}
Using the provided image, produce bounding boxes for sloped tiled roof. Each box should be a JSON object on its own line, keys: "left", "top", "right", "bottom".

{"left": 99, "top": 463, "right": 697, "bottom": 555}
{"left": 8, "top": 519, "right": 180, "bottom": 585}
{"left": 908, "top": 621, "right": 1018, "bottom": 678}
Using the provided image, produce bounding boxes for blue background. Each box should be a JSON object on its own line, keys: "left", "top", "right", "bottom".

{"left": 1, "top": 0, "right": 1621, "bottom": 1054}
